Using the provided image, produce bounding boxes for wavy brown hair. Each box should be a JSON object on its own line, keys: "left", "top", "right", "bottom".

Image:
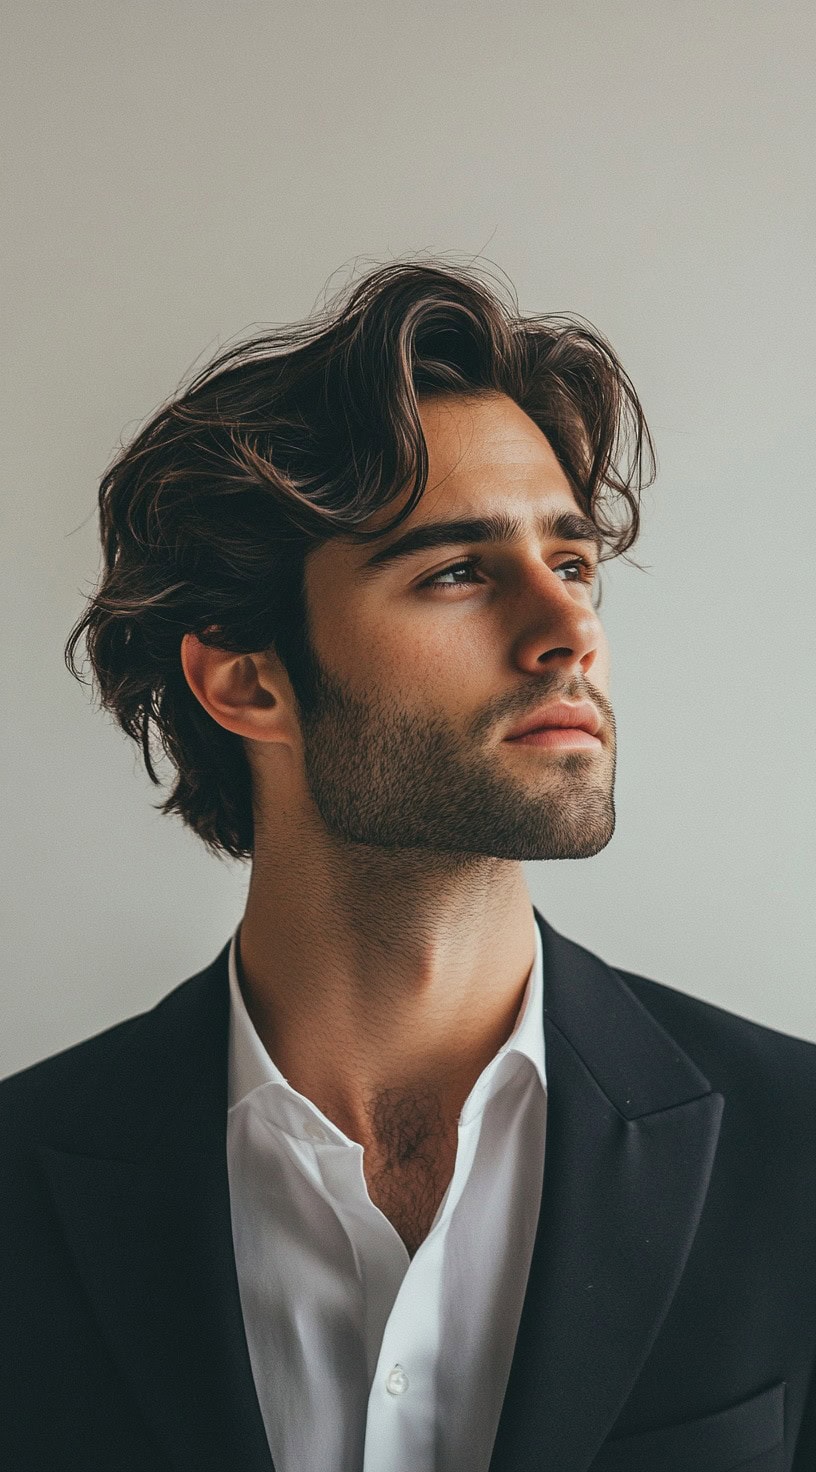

{"left": 65, "top": 256, "right": 656, "bottom": 862}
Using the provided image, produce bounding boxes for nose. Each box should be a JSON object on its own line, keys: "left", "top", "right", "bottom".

{"left": 509, "top": 563, "right": 605, "bottom": 681}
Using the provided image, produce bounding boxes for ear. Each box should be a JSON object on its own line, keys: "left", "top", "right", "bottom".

{"left": 179, "top": 631, "right": 287, "bottom": 743}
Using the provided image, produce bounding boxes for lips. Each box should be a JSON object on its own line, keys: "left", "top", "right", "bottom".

{"left": 504, "top": 699, "right": 602, "bottom": 741}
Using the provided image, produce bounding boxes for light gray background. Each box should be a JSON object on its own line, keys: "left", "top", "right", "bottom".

{"left": 2, "top": 0, "right": 814, "bottom": 1075}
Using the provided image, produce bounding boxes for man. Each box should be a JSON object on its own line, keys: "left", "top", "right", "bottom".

{"left": 2, "top": 260, "right": 814, "bottom": 1471}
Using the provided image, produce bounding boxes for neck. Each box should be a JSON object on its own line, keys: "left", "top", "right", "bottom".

{"left": 235, "top": 833, "right": 536, "bottom": 1146}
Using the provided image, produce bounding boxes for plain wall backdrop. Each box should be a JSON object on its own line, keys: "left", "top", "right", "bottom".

{"left": 2, "top": 0, "right": 814, "bottom": 1075}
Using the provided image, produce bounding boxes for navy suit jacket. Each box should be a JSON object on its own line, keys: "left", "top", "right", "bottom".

{"left": 2, "top": 908, "right": 815, "bottom": 1471}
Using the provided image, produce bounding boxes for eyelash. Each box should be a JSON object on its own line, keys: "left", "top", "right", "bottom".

{"left": 419, "top": 555, "right": 597, "bottom": 591}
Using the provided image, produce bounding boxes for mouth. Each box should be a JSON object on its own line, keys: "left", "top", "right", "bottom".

{"left": 504, "top": 726, "right": 602, "bottom": 749}
{"left": 503, "top": 698, "right": 603, "bottom": 743}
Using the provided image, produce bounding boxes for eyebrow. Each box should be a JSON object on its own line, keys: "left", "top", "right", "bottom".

{"left": 356, "top": 508, "right": 604, "bottom": 579}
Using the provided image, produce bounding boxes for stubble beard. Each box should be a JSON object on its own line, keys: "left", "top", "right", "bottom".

{"left": 289, "top": 637, "right": 616, "bottom": 865}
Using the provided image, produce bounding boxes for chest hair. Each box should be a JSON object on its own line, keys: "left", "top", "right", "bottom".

{"left": 362, "top": 1085, "right": 460, "bottom": 1258}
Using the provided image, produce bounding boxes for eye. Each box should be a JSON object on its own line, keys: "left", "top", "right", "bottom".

{"left": 554, "top": 556, "right": 597, "bottom": 584}
{"left": 420, "top": 555, "right": 596, "bottom": 590}
{"left": 420, "top": 557, "right": 485, "bottom": 589}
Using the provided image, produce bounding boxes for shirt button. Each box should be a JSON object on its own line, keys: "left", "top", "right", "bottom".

{"left": 385, "top": 1364, "right": 409, "bottom": 1396}
{"left": 304, "top": 1121, "right": 326, "bottom": 1142}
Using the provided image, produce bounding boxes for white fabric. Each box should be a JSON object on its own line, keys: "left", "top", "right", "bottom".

{"left": 226, "top": 908, "right": 548, "bottom": 1472}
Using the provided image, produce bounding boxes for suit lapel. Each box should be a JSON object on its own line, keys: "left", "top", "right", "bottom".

{"left": 488, "top": 909, "right": 724, "bottom": 1472}
{"left": 37, "top": 947, "right": 275, "bottom": 1472}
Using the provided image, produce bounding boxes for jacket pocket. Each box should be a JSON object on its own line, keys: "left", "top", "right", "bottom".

{"left": 589, "top": 1381, "right": 785, "bottom": 1471}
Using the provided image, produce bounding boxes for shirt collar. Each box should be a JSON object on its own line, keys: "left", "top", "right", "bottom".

{"left": 227, "top": 907, "right": 547, "bottom": 1125}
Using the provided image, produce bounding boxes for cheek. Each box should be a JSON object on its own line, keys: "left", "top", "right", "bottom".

{"left": 327, "top": 606, "right": 495, "bottom": 699}
{"left": 305, "top": 558, "right": 450, "bottom": 681}
{"left": 376, "top": 621, "right": 502, "bottom": 700}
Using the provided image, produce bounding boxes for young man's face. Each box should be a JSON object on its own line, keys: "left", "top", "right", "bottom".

{"left": 286, "top": 390, "right": 616, "bottom": 861}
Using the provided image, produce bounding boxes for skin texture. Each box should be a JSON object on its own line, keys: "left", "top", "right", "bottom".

{"left": 181, "top": 391, "right": 616, "bottom": 1247}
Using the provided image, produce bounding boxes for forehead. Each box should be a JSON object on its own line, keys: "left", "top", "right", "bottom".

{"left": 422, "top": 387, "right": 565, "bottom": 472}
{"left": 307, "top": 391, "right": 585, "bottom": 589}
{"left": 374, "top": 391, "right": 578, "bottom": 531}
{"left": 401, "top": 390, "right": 574, "bottom": 519}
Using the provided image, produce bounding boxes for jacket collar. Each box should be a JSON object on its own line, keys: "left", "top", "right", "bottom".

{"left": 38, "top": 908, "right": 723, "bottom": 1472}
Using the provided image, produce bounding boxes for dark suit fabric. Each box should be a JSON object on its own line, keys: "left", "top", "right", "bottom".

{"left": 1, "top": 909, "right": 814, "bottom": 1471}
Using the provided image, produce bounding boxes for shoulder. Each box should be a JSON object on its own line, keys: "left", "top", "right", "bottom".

{"left": 616, "top": 963, "right": 816, "bottom": 1126}
{"left": 616, "top": 962, "right": 816, "bottom": 1064}
{"left": 0, "top": 1011, "right": 145, "bottom": 1141}
{"left": 0, "top": 947, "right": 228, "bottom": 1151}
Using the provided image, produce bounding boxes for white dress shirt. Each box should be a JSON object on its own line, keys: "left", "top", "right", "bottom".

{"left": 226, "top": 909, "right": 548, "bottom": 1472}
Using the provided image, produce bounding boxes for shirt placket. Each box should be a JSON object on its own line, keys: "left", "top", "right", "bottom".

{"left": 361, "top": 1107, "right": 485, "bottom": 1472}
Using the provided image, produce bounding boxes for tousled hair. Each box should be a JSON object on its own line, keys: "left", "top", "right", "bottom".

{"left": 65, "top": 255, "right": 656, "bottom": 861}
